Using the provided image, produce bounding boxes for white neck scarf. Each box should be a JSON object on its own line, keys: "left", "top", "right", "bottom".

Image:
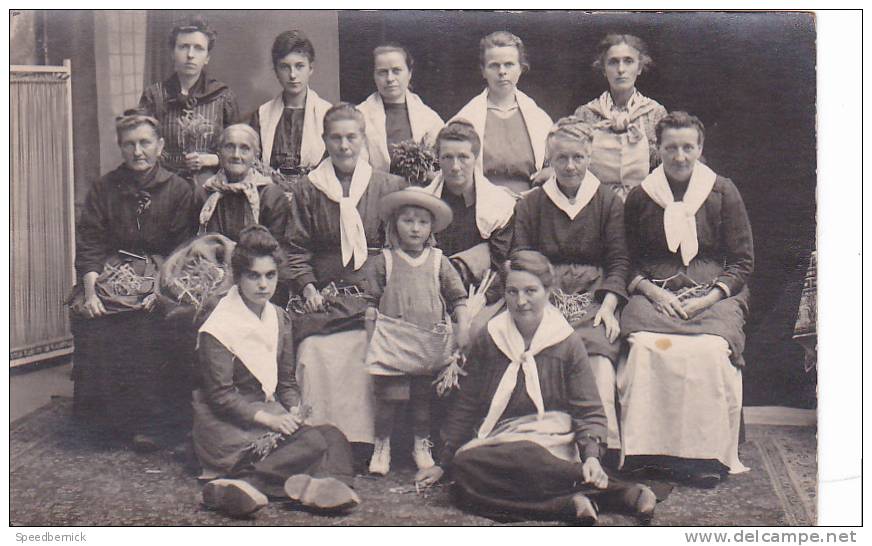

{"left": 541, "top": 170, "right": 601, "bottom": 220}
{"left": 308, "top": 158, "right": 373, "bottom": 270}
{"left": 641, "top": 163, "right": 717, "bottom": 266}
{"left": 478, "top": 305, "right": 574, "bottom": 438}
{"left": 257, "top": 88, "right": 330, "bottom": 168}
{"left": 423, "top": 168, "right": 515, "bottom": 239}
{"left": 199, "top": 169, "right": 271, "bottom": 231}
{"left": 358, "top": 90, "right": 444, "bottom": 172}
{"left": 199, "top": 285, "right": 279, "bottom": 400}
{"left": 452, "top": 87, "right": 553, "bottom": 171}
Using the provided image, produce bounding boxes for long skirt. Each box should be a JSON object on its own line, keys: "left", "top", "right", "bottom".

{"left": 452, "top": 441, "right": 640, "bottom": 522}
{"left": 617, "top": 332, "right": 748, "bottom": 473}
{"left": 71, "top": 310, "right": 181, "bottom": 437}
{"left": 296, "top": 329, "right": 375, "bottom": 443}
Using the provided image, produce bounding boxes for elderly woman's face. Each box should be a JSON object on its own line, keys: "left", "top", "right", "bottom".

{"left": 275, "top": 51, "right": 313, "bottom": 99}
{"left": 373, "top": 51, "right": 411, "bottom": 104}
{"left": 549, "top": 136, "right": 592, "bottom": 189}
{"left": 438, "top": 139, "right": 476, "bottom": 195}
{"left": 603, "top": 43, "right": 642, "bottom": 94}
{"left": 505, "top": 269, "right": 550, "bottom": 326}
{"left": 323, "top": 118, "right": 365, "bottom": 173}
{"left": 173, "top": 31, "right": 210, "bottom": 79}
{"left": 659, "top": 127, "right": 703, "bottom": 183}
{"left": 119, "top": 124, "right": 164, "bottom": 173}
{"left": 482, "top": 46, "right": 522, "bottom": 94}
{"left": 219, "top": 128, "right": 257, "bottom": 181}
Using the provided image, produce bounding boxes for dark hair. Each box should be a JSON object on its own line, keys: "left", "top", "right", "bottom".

{"left": 501, "top": 250, "right": 554, "bottom": 289}
{"left": 231, "top": 225, "right": 284, "bottom": 281}
{"left": 479, "top": 31, "right": 530, "bottom": 73}
{"left": 373, "top": 43, "right": 414, "bottom": 71}
{"left": 271, "top": 30, "right": 315, "bottom": 68}
{"left": 655, "top": 111, "right": 706, "bottom": 146}
{"left": 435, "top": 119, "right": 481, "bottom": 158}
{"left": 322, "top": 102, "right": 366, "bottom": 135}
{"left": 592, "top": 34, "right": 653, "bottom": 75}
{"left": 168, "top": 16, "right": 217, "bottom": 51}
{"left": 115, "top": 108, "right": 161, "bottom": 142}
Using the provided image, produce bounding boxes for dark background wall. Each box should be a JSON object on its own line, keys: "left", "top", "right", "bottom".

{"left": 338, "top": 11, "right": 817, "bottom": 408}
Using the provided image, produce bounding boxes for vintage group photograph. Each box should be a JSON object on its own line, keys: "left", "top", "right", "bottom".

{"left": 8, "top": 9, "right": 821, "bottom": 528}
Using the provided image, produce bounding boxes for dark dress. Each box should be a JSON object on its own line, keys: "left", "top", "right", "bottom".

{"left": 193, "top": 306, "right": 353, "bottom": 496}
{"left": 621, "top": 175, "right": 754, "bottom": 366}
{"left": 139, "top": 73, "right": 239, "bottom": 181}
{"left": 249, "top": 107, "right": 305, "bottom": 171}
{"left": 437, "top": 190, "right": 514, "bottom": 274}
{"left": 439, "top": 327, "right": 638, "bottom": 522}
{"left": 512, "top": 184, "right": 630, "bottom": 361}
{"left": 284, "top": 170, "right": 408, "bottom": 294}
{"left": 72, "top": 164, "right": 196, "bottom": 436}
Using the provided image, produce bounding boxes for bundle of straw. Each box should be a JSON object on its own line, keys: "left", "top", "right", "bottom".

{"left": 178, "top": 111, "right": 215, "bottom": 153}
{"left": 246, "top": 404, "right": 313, "bottom": 462}
{"left": 171, "top": 257, "right": 227, "bottom": 313}
{"left": 549, "top": 289, "right": 594, "bottom": 323}
{"left": 389, "top": 139, "right": 438, "bottom": 187}
{"left": 433, "top": 350, "right": 468, "bottom": 397}
{"left": 99, "top": 262, "right": 153, "bottom": 296}
{"left": 467, "top": 269, "right": 496, "bottom": 318}
{"left": 285, "top": 282, "right": 367, "bottom": 315}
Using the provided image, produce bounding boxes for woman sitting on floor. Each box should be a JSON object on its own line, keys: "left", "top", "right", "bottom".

{"left": 194, "top": 225, "right": 359, "bottom": 518}
{"left": 619, "top": 111, "right": 754, "bottom": 486}
{"left": 415, "top": 251, "right": 656, "bottom": 525}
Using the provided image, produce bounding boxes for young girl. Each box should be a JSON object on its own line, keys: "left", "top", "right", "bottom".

{"left": 365, "top": 187, "right": 470, "bottom": 475}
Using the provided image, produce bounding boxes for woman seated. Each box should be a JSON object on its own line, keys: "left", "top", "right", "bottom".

{"left": 453, "top": 31, "right": 552, "bottom": 195}
{"left": 423, "top": 120, "right": 515, "bottom": 288}
{"left": 573, "top": 34, "right": 667, "bottom": 201}
{"left": 619, "top": 111, "right": 754, "bottom": 486}
{"left": 72, "top": 112, "right": 196, "bottom": 451}
{"left": 416, "top": 251, "right": 655, "bottom": 524}
{"left": 249, "top": 30, "right": 331, "bottom": 177}
{"left": 357, "top": 43, "right": 444, "bottom": 174}
{"left": 512, "top": 116, "right": 630, "bottom": 453}
{"left": 195, "top": 225, "right": 359, "bottom": 518}
{"left": 284, "top": 103, "right": 407, "bottom": 444}
{"left": 196, "top": 124, "right": 291, "bottom": 302}
{"left": 139, "top": 16, "right": 239, "bottom": 185}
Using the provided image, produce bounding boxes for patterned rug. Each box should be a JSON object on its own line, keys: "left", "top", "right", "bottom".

{"left": 10, "top": 398, "right": 816, "bottom": 526}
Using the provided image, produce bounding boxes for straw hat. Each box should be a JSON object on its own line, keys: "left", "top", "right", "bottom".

{"left": 380, "top": 186, "right": 454, "bottom": 233}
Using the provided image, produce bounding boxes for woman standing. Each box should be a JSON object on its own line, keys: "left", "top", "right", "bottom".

{"left": 512, "top": 117, "right": 630, "bottom": 453}
{"left": 139, "top": 16, "right": 239, "bottom": 185}
{"left": 619, "top": 112, "right": 754, "bottom": 486}
{"left": 195, "top": 225, "right": 359, "bottom": 518}
{"left": 357, "top": 43, "right": 444, "bottom": 174}
{"left": 574, "top": 34, "right": 667, "bottom": 200}
{"left": 453, "top": 31, "right": 553, "bottom": 195}
{"left": 72, "top": 113, "right": 196, "bottom": 451}
{"left": 249, "top": 30, "right": 332, "bottom": 177}
{"left": 415, "top": 251, "right": 655, "bottom": 524}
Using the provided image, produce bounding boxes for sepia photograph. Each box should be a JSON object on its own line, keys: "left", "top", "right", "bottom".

{"left": 7, "top": 7, "right": 836, "bottom": 531}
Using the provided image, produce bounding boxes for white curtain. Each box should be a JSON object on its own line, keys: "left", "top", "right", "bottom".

{"left": 10, "top": 70, "right": 75, "bottom": 363}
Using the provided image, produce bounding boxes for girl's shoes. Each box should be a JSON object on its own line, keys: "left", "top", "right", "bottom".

{"left": 369, "top": 437, "right": 391, "bottom": 475}
{"left": 412, "top": 437, "right": 435, "bottom": 470}
{"left": 284, "top": 474, "right": 360, "bottom": 512}
{"left": 202, "top": 479, "right": 268, "bottom": 518}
